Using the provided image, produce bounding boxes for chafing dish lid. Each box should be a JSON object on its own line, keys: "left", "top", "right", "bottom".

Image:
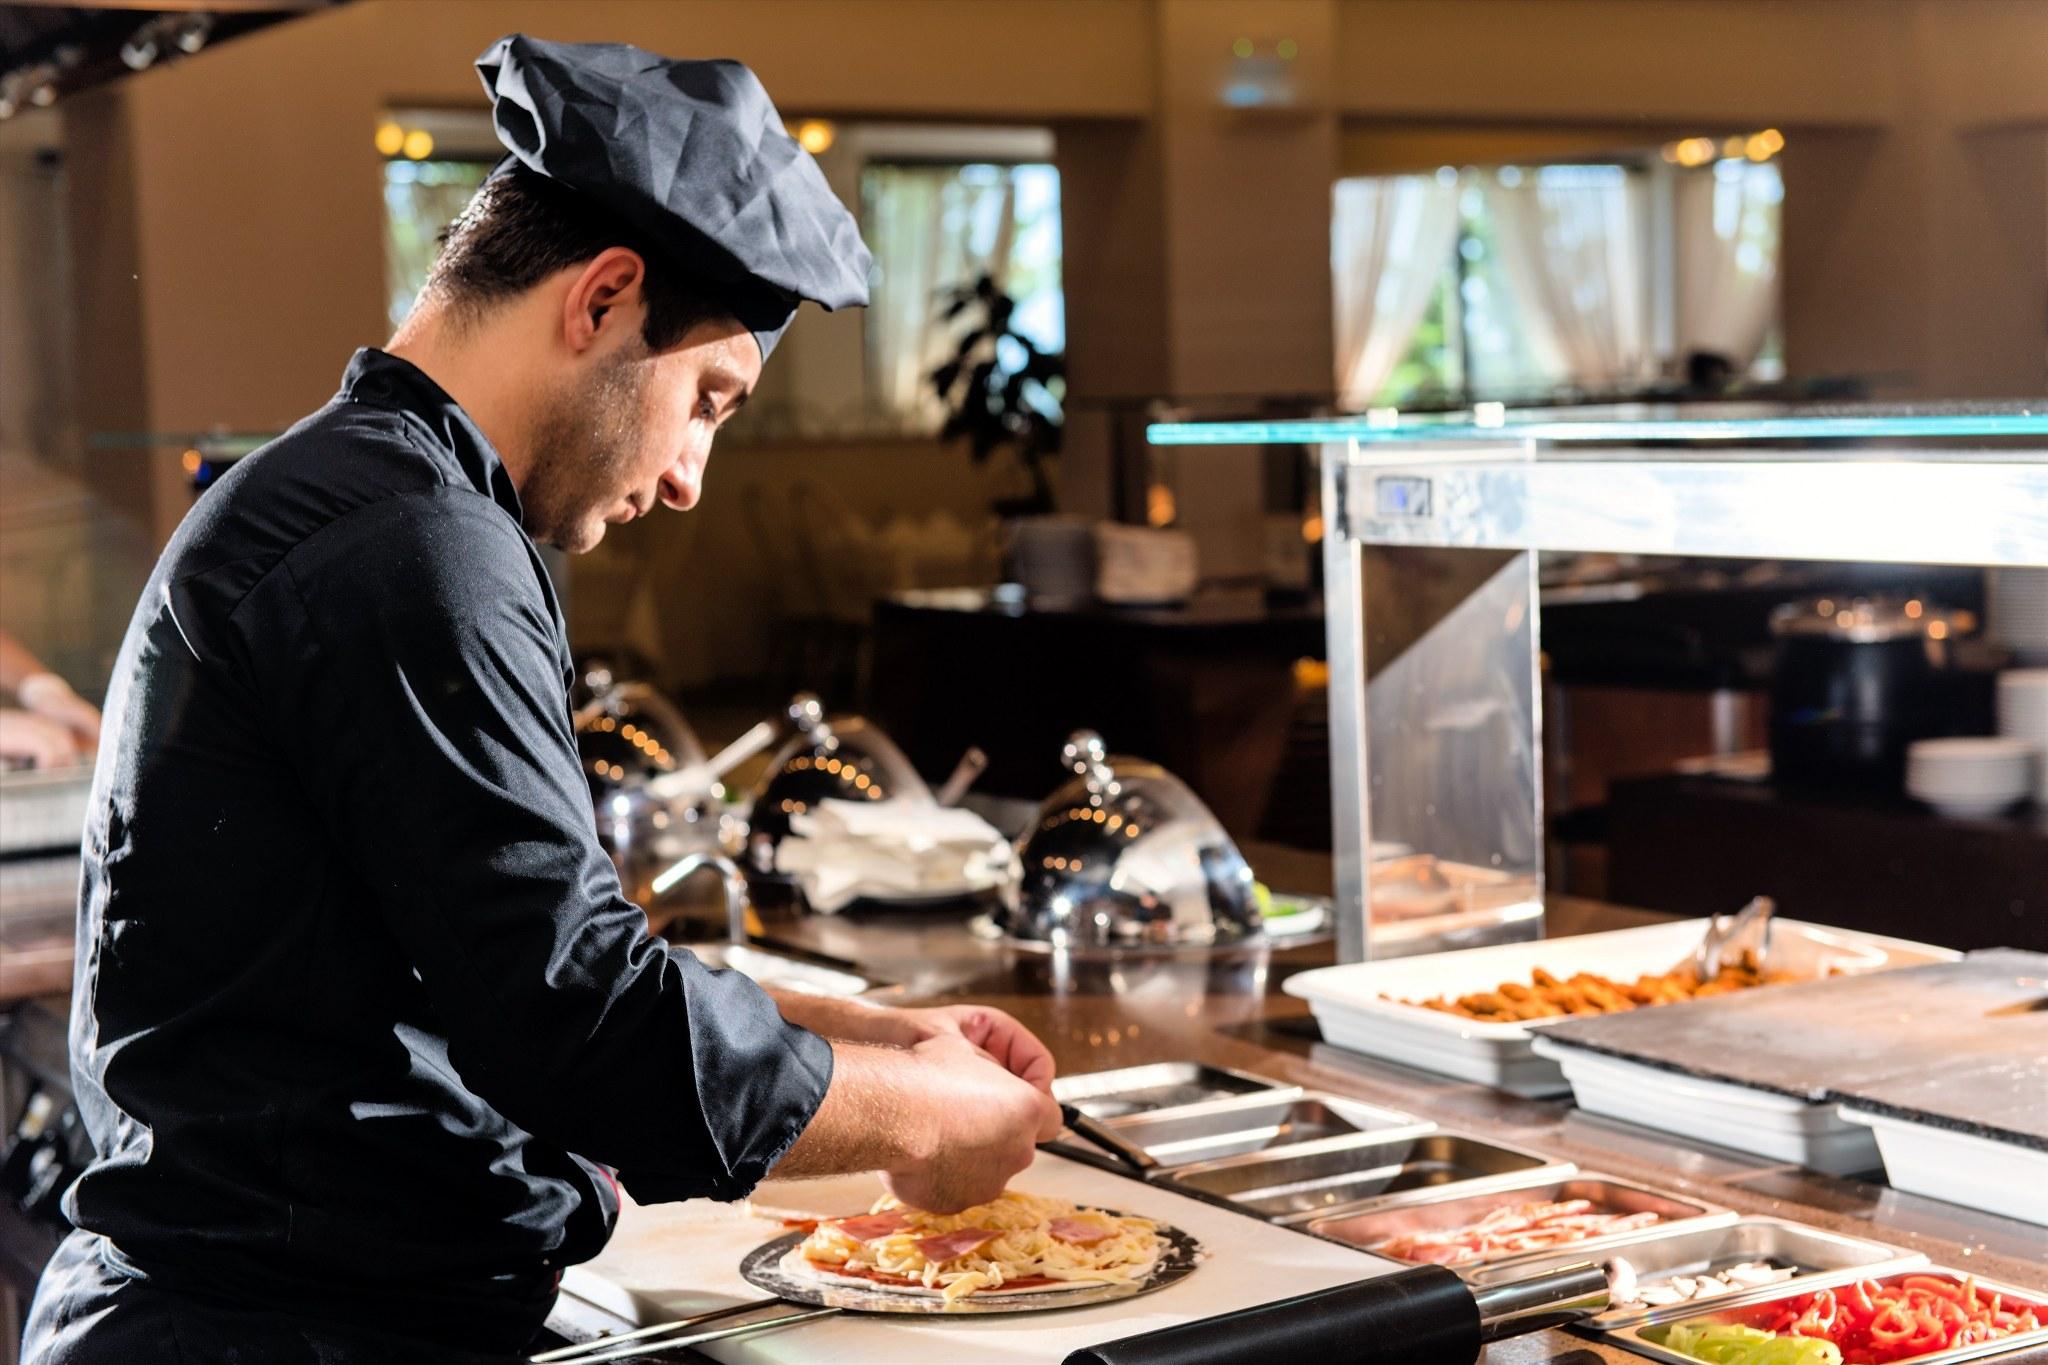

{"left": 748, "top": 694, "right": 932, "bottom": 853}
{"left": 1004, "top": 730, "right": 1261, "bottom": 948}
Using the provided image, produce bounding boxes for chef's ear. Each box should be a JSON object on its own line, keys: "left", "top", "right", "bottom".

{"left": 560, "top": 247, "right": 649, "bottom": 354}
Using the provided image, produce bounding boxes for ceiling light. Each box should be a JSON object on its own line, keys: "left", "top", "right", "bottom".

{"left": 795, "top": 119, "right": 835, "bottom": 155}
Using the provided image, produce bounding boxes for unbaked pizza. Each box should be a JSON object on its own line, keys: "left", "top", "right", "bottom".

{"left": 786, "top": 1189, "right": 1162, "bottom": 1302}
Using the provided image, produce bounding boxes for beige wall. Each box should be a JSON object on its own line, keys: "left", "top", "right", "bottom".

{"left": 28, "top": 0, "right": 2048, "bottom": 684}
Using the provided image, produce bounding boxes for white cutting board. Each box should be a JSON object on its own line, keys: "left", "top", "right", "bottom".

{"left": 563, "top": 1150, "right": 1402, "bottom": 1364}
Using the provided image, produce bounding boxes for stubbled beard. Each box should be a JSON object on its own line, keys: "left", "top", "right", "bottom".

{"left": 521, "top": 348, "right": 649, "bottom": 553}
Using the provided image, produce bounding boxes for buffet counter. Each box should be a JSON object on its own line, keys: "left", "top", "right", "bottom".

{"left": 740, "top": 885, "right": 2048, "bottom": 1364}
{"left": 7, "top": 875, "right": 2044, "bottom": 1362}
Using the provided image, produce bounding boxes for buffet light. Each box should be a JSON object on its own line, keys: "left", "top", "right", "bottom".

{"left": 374, "top": 121, "right": 405, "bottom": 156}
{"left": 402, "top": 128, "right": 435, "bottom": 160}
{"left": 1146, "top": 483, "right": 1176, "bottom": 527}
{"left": 1661, "top": 129, "right": 1783, "bottom": 166}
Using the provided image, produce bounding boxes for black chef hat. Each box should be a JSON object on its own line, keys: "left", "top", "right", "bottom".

{"left": 474, "top": 34, "right": 871, "bottom": 360}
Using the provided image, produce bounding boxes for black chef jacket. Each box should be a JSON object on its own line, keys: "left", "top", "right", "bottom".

{"left": 54, "top": 348, "right": 834, "bottom": 1354}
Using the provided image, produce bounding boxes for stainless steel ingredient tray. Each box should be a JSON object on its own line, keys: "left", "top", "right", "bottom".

{"left": 1614, "top": 1266, "right": 2048, "bottom": 1365}
{"left": 1307, "top": 1173, "right": 1732, "bottom": 1266}
{"left": 1051, "top": 1062, "right": 1297, "bottom": 1120}
{"left": 1463, "top": 1216, "right": 1925, "bottom": 1331}
{"left": 1161, "top": 1129, "right": 1568, "bottom": 1226}
{"left": 1096, "top": 1092, "right": 1432, "bottom": 1168}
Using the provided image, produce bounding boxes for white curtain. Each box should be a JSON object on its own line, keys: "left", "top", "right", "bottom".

{"left": 1331, "top": 175, "right": 1463, "bottom": 404}
{"left": 1675, "top": 160, "right": 1781, "bottom": 370}
{"left": 1484, "top": 167, "right": 1655, "bottom": 391}
{"left": 863, "top": 165, "right": 1019, "bottom": 425}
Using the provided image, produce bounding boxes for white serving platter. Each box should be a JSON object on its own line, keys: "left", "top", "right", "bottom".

{"left": 1530, "top": 1038, "right": 1879, "bottom": 1175}
{"left": 1283, "top": 919, "right": 1957, "bottom": 1098}
{"left": 1838, "top": 1106, "right": 2048, "bottom": 1227}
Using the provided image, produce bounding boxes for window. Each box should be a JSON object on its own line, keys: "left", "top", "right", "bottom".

{"left": 1334, "top": 156, "right": 1782, "bottom": 407}
{"left": 377, "top": 109, "right": 502, "bottom": 330}
{"left": 371, "top": 112, "right": 1068, "bottom": 443}
{"left": 383, "top": 158, "right": 491, "bottom": 329}
{"left": 861, "top": 160, "right": 1063, "bottom": 430}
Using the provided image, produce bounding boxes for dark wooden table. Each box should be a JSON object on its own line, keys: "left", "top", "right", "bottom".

{"left": 866, "top": 589, "right": 1323, "bottom": 839}
{"left": 1609, "top": 774, "right": 2048, "bottom": 951}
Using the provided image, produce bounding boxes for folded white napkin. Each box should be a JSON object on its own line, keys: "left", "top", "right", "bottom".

{"left": 775, "top": 798, "right": 1018, "bottom": 912}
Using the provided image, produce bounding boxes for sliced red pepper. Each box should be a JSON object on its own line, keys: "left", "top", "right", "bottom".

{"left": 1868, "top": 1301, "right": 1915, "bottom": 1344}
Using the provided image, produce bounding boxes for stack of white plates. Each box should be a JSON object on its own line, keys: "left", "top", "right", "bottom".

{"left": 1988, "top": 568, "right": 2048, "bottom": 664}
{"left": 1996, "top": 669, "right": 2048, "bottom": 801}
{"left": 1904, "top": 737, "right": 2038, "bottom": 817}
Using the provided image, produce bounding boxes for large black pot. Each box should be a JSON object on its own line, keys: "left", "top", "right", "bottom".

{"left": 1768, "top": 598, "right": 1976, "bottom": 793}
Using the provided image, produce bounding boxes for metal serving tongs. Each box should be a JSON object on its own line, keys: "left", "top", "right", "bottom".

{"left": 533, "top": 1294, "right": 835, "bottom": 1365}
{"left": 1054, "top": 1103, "right": 1160, "bottom": 1174}
{"left": 1686, "top": 894, "right": 1777, "bottom": 981}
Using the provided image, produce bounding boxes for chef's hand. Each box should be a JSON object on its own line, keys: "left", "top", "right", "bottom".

{"left": 897, "top": 1004, "right": 1056, "bottom": 1093}
{"left": 16, "top": 673, "right": 100, "bottom": 749}
{"left": 883, "top": 1030, "right": 1062, "bottom": 1214}
{"left": 761, "top": 991, "right": 1056, "bottom": 1093}
{"left": 0, "top": 709, "right": 81, "bottom": 770}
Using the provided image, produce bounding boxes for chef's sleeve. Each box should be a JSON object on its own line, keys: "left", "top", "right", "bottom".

{"left": 264, "top": 488, "right": 832, "bottom": 1203}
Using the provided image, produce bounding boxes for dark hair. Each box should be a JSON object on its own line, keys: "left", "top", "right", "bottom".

{"left": 423, "top": 164, "right": 727, "bottom": 351}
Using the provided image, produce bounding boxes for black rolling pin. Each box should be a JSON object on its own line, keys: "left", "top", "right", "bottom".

{"left": 1061, "top": 1262, "right": 1611, "bottom": 1365}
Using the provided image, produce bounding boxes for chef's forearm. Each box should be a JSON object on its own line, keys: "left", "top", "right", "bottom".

{"left": 770, "top": 1041, "right": 933, "bottom": 1178}
{"left": 763, "top": 987, "right": 916, "bottom": 1048}
{"left": 766, "top": 1031, "right": 1060, "bottom": 1212}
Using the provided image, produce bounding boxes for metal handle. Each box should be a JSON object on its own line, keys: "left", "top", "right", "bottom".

{"left": 935, "top": 746, "right": 988, "bottom": 807}
{"left": 647, "top": 719, "right": 779, "bottom": 804}
{"left": 1471, "top": 1262, "right": 1612, "bottom": 1341}
{"left": 533, "top": 1301, "right": 836, "bottom": 1365}
{"left": 1696, "top": 894, "right": 1776, "bottom": 979}
{"left": 1058, "top": 1103, "right": 1159, "bottom": 1173}
{"left": 649, "top": 851, "right": 752, "bottom": 943}
{"left": 532, "top": 1296, "right": 782, "bottom": 1362}
{"left": 1061, "top": 730, "right": 1117, "bottom": 797}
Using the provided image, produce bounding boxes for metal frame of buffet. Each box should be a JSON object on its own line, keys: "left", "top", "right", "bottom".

{"left": 1149, "top": 404, "right": 2048, "bottom": 963}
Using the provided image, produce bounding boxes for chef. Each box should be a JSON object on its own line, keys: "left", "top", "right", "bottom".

{"left": 23, "top": 35, "right": 1061, "bottom": 1365}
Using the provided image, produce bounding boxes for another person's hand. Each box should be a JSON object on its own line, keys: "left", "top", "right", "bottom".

{"left": 0, "top": 708, "right": 82, "bottom": 770}
{"left": 17, "top": 673, "right": 100, "bottom": 749}
{"left": 882, "top": 1030, "right": 1061, "bottom": 1214}
{"left": 896, "top": 1004, "right": 1056, "bottom": 1093}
